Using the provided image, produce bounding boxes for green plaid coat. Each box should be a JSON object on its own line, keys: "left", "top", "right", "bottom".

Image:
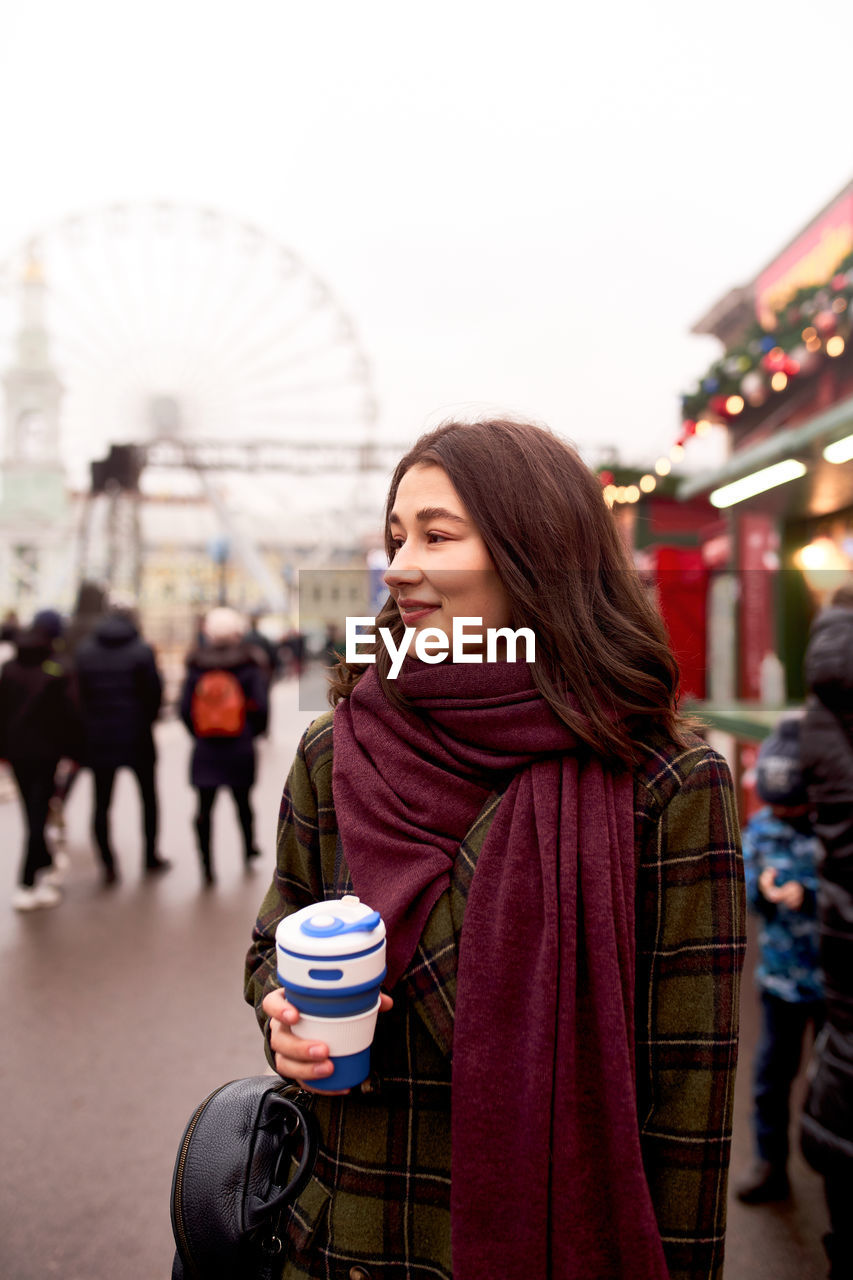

{"left": 244, "top": 710, "right": 745, "bottom": 1280}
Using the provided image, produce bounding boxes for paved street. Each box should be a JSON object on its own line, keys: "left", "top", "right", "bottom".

{"left": 0, "top": 675, "right": 831, "bottom": 1278}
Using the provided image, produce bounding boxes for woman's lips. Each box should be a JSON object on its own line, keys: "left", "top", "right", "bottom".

{"left": 398, "top": 600, "right": 439, "bottom": 624}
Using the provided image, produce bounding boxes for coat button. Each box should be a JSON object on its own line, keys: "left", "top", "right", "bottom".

{"left": 349, "top": 1269, "right": 371, "bottom": 1279}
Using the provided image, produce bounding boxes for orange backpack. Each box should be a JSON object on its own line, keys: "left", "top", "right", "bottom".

{"left": 190, "top": 669, "right": 247, "bottom": 738}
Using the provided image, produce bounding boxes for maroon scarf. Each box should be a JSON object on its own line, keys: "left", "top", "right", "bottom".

{"left": 333, "top": 661, "right": 669, "bottom": 1279}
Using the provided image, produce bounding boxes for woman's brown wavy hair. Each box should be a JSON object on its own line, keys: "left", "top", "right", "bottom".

{"left": 329, "top": 418, "right": 689, "bottom": 765}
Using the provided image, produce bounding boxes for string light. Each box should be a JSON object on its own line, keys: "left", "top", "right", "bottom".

{"left": 795, "top": 536, "right": 850, "bottom": 592}
{"left": 625, "top": 485, "right": 640, "bottom": 503}
{"left": 771, "top": 371, "right": 788, "bottom": 391}
{"left": 799, "top": 539, "right": 835, "bottom": 570}
{"left": 724, "top": 396, "right": 744, "bottom": 415}
{"left": 639, "top": 474, "right": 657, "bottom": 493}
{"left": 670, "top": 444, "right": 685, "bottom": 462}
{"left": 710, "top": 459, "right": 806, "bottom": 508}
{"left": 824, "top": 432, "right": 853, "bottom": 464}
{"left": 695, "top": 419, "right": 713, "bottom": 437}
{"left": 655, "top": 457, "right": 671, "bottom": 475}
{"left": 826, "top": 335, "right": 845, "bottom": 357}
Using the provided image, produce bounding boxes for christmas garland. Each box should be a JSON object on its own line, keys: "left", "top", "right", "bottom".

{"left": 679, "top": 250, "right": 853, "bottom": 444}
{"left": 595, "top": 465, "right": 678, "bottom": 506}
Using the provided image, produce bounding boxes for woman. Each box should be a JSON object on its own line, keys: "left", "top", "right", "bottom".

{"left": 180, "top": 607, "right": 269, "bottom": 884}
{"left": 245, "top": 419, "right": 745, "bottom": 1280}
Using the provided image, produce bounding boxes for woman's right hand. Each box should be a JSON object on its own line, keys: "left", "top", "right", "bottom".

{"left": 261, "top": 987, "right": 393, "bottom": 1096}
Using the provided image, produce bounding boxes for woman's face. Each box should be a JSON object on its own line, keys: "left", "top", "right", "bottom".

{"left": 383, "top": 463, "right": 512, "bottom": 645}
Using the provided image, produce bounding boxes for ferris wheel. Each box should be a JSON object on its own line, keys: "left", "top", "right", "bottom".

{"left": 0, "top": 201, "right": 378, "bottom": 485}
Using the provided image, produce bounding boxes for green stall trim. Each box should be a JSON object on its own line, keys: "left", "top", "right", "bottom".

{"left": 682, "top": 700, "right": 804, "bottom": 742}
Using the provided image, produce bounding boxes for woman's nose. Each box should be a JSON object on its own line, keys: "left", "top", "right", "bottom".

{"left": 384, "top": 546, "right": 423, "bottom": 588}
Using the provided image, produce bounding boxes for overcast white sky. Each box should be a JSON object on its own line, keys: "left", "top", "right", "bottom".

{"left": 1, "top": 0, "right": 852, "bottom": 482}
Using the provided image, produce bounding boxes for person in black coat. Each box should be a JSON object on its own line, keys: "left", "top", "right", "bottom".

{"left": 179, "top": 607, "right": 269, "bottom": 885}
{"left": 46, "top": 587, "right": 106, "bottom": 819}
{"left": 245, "top": 614, "right": 278, "bottom": 681}
{"left": 0, "top": 622, "right": 82, "bottom": 910}
{"left": 799, "top": 582, "right": 853, "bottom": 1280}
{"left": 74, "top": 595, "right": 169, "bottom": 882}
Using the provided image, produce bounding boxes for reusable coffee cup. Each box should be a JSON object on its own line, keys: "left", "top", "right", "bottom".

{"left": 275, "top": 894, "right": 387, "bottom": 1091}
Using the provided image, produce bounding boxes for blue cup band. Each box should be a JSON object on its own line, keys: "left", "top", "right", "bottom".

{"left": 284, "top": 984, "right": 381, "bottom": 1017}
{"left": 278, "top": 970, "right": 386, "bottom": 1000}
{"left": 309, "top": 1046, "right": 371, "bottom": 1091}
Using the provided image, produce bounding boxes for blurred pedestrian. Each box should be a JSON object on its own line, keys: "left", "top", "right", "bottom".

{"left": 179, "top": 607, "right": 269, "bottom": 885}
{"left": 0, "top": 620, "right": 81, "bottom": 910}
{"left": 0, "top": 609, "right": 18, "bottom": 667}
{"left": 735, "top": 712, "right": 823, "bottom": 1204}
{"left": 245, "top": 613, "right": 278, "bottom": 680}
{"left": 0, "top": 611, "right": 21, "bottom": 802}
{"left": 245, "top": 418, "right": 745, "bottom": 1280}
{"left": 293, "top": 629, "right": 306, "bottom": 675}
{"left": 74, "top": 592, "right": 169, "bottom": 883}
{"left": 800, "top": 581, "right": 853, "bottom": 1279}
{"left": 63, "top": 580, "right": 106, "bottom": 656}
{"left": 30, "top": 608, "right": 77, "bottom": 845}
{"left": 31, "top": 607, "right": 65, "bottom": 650}
{"left": 322, "top": 621, "right": 345, "bottom": 667}
{"left": 49, "top": 586, "right": 106, "bottom": 822}
{"left": 276, "top": 631, "right": 294, "bottom": 677}
{"left": 279, "top": 627, "right": 306, "bottom": 678}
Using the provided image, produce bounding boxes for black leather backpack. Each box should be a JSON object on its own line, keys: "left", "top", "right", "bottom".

{"left": 170, "top": 1076, "right": 317, "bottom": 1279}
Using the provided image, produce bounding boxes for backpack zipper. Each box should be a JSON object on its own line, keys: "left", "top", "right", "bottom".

{"left": 172, "top": 1082, "right": 229, "bottom": 1277}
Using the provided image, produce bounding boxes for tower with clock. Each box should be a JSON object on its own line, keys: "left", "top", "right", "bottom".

{"left": 0, "top": 250, "right": 72, "bottom": 612}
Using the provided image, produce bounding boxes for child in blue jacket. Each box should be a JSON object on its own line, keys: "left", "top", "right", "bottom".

{"left": 735, "top": 711, "right": 823, "bottom": 1204}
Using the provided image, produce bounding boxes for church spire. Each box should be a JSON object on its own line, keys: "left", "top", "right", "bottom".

{"left": 12, "top": 244, "right": 53, "bottom": 374}
{"left": 2, "top": 246, "right": 63, "bottom": 463}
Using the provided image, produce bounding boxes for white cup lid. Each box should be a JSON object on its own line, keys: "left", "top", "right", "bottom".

{"left": 275, "top": 894, "right": 386, "bottom": 957}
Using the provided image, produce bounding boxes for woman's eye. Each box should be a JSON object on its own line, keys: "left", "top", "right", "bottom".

{"left": 389, "top": 532, "right": 447, "bottom": 551}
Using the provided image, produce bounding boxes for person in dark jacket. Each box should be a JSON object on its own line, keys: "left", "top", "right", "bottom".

{"left": 74, "top": 594, "right": 170, "bottom": 883}
{"left": 0, "top": 622, "right": 82, "bottom": 910}
{"left": 179, "top": 607, "right": 269, "bottom": 885}
{"left": 799, "top": 582, "right": 853, "bottom": 1280}
{"left": 31, "top": 608, "right": 78, "bottom": 843}
{"left": 245, "top": 614, "right": 277, "bottom": 679}
{"left": 63, "top": 580, "right": 107, "bottom": 657}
